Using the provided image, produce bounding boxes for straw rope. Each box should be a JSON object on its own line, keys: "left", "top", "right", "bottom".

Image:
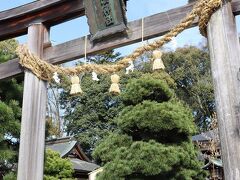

{"left": 16, "top": 0, "right": 222, "bottom": 81}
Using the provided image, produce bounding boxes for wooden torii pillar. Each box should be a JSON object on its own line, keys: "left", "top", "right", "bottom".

{"left": 207, "top": 0, "right": 240, "bottom": 179}
{"left": 17, "top": 23, "right": 49, "bottom": 180}
{"left": 8, "top": 0, "right": 240, "bottom": 179}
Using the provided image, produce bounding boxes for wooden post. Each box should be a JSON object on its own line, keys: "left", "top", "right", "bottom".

{"left": 17, "top": 24, "right": 48, "bottom": 180}
{"left": 207, "top": 1, "right": 240, "bottom": 179}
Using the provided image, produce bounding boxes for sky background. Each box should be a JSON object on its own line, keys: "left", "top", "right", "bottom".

{"left": 0, "top": 0, "right": 240, "bottom": 57}
{"left": 1, "top": 0, "right": 240, "bottom": 131}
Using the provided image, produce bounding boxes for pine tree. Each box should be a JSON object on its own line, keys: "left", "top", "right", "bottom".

{"left": 44, "top": 149, "right": 75, "bottom": 180}
{"left": 163, "top": 46, "right": 214, "bottom": 130}
{"left": 62, "top": 71, "right": 143, "bottom": 158}
{"left": 0, "top": 39, "right": 22, "bottom": 178}
{"left": 93, "top": 72, "right": 207, "bottom": 180}
{"left": 60, "top": 50, "right": 145, "bottom": 158}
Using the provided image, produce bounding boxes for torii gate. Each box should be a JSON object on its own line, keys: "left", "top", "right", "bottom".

{"left": 0, "top": 0, "right": 240, "bottom": 179}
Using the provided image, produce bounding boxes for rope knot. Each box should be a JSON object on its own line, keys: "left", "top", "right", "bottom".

{"left": 198, "top": 0, "right": 222, "bottom": 36}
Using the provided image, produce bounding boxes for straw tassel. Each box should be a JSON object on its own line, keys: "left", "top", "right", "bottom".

{"left": 109, "top": 74, "right": 120, "bottom": 95}
{"left": 70, "top": 75, "right": 83, "bottom": 95}
{"left": 152, "top": 50, "right": 165, "bottom": 71}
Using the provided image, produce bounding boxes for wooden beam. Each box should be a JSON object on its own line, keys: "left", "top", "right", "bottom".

{"left": 0, "top": 58, "right": 23, "bottom": 80}
{"left": 1, "top": 0, "right": 240, "bottom": 80}
{"left": 17, "top": 24, "right": 48, "bottom": 180}
{"left": 44, "top": 1, "right": 197, "bottom": 64}
{"left": 44, "top": 0, "right": 240, "bottom": 64}
{"left": 232, "top": 0, "right": 240, "bottom": 15}
{"left": 0, "top": 1, "right": 198, "bottom": 80}
{"left": 0, "top": 0, "right": 84, "bottom": 41}
{"left": 207, "top": 2, "right": 240, "bottom": 179}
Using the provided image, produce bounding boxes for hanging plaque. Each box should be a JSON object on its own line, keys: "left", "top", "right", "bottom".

{"left": 84, "top": 0, "right": 127, "bottom": 41}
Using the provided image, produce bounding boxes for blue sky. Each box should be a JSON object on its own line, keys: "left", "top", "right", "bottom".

{"left": 0, "top": 0, "right": 240, "bottom": 57}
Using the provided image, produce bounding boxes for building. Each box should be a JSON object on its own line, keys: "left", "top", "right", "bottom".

{"left": 89, "top": 168, "right": 103, "bottom": 180}
{"left": 192, "top": 130, "right": 224, "bottom": 180}
{"left": 46, "top": 137, "right": 99, "bottom": 180}
{"left": 203, "top": 159, "right": 223, "bottom": 180}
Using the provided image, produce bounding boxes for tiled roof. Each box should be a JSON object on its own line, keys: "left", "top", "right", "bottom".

{"left": 192, "top": 129, "right": 218, "bottom": 142}
{"left": 203, "top": 158, "right": 223, "bottom": 169}
{"left": 45, "top": 137, "right": 100, "bottom": 172}
{"left": 46, "top": 138, "right": 77, "bottom": 157}
{"left": 70, "top": 158, "right": 99, "bottom": 173}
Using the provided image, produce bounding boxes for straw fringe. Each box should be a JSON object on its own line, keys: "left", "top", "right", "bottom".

{"left": 16, "top": 0, "right": 221, "bottom": 81}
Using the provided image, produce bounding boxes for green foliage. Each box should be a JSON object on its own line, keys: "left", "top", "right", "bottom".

{"left": 0, "top": 79, "right": 23, "bottom": 103}
{"left": 96, "top": 141, "right": 206, "bottom": 180}
{"left": 3, "top": 149, "right": 76, "bottom": 180}
{"left": 0, "top": 86, "right": 22, "bottom": 173}
{"left": 163, "top": 46, "right": 214, "bottom": 130}
{"left": 87, "top": 50, "right": 121, "bottom": 64}
{"left": 3, "top": 172, "right": 17, "bottom": 180}
{"left": 121, "top": 74, "right": 174, "bottom": 105}
{"left": 45, "top": 117, "right": 61, "bottom": 139}
{"left": 0, "top": 101, "right": 20, "bottom": 161}
{"left": 94, "top": 72, "right": 206, "bottom": 179}
{"left": 96, "top": 141, "right": 178, "bottom": 180}
{"left": 44, "top": 149, "right": 75, "bottom": 180}
{"left": 0, "top": 39, "right": 22, "bottom": 177}
{"left": 60, "top": 51, "right": 175, "bottom": 159}
{"left": 117, "top": 101, "right": 196, "bottom": 143}
{"left": 61, "top": 70, "right": 143, "bottom": 157}
{"left": 93, "top": 133, "right": 133, "bottom": 163}
{"left": 0, "top": 39, "right": 18, "bottom": 64}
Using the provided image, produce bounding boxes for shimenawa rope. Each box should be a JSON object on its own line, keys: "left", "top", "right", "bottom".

{"left": 16, "top": 0, "right": 222, "bottom": 81}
